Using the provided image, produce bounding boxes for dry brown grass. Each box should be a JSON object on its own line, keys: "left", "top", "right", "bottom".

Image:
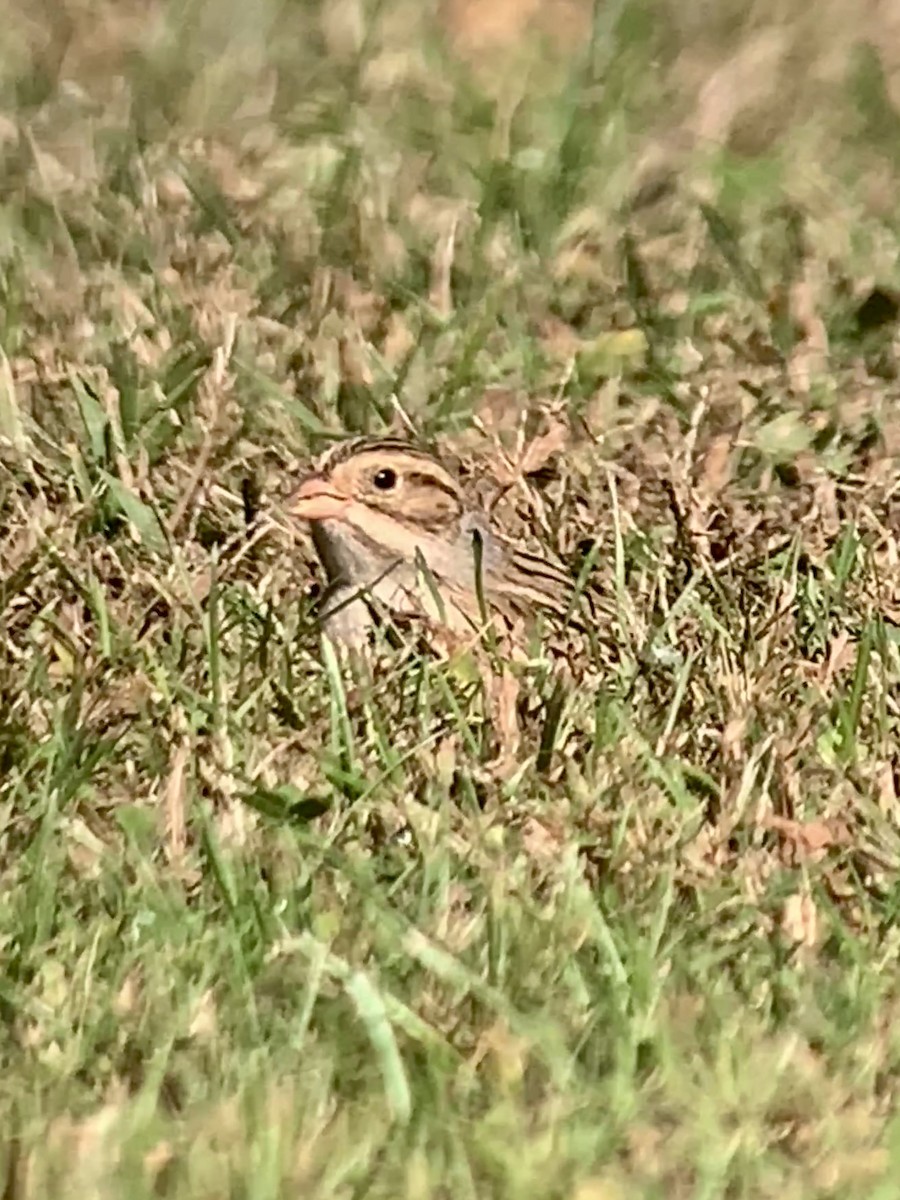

{"left": 3, "top": 0, "right": 900, "bottom": 1195}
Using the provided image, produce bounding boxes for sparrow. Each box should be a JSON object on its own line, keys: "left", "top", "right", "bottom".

{"left": 286, "top": 435, "right": 591, "bottom": 648}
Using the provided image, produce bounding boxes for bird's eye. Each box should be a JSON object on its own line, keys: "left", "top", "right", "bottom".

{"left": 373, "top": 468, "right": 397, "bottom": 491}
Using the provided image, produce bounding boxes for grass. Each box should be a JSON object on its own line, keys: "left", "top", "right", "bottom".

{"left": 3, "top": 0, "right": 900, "bottom": 1195}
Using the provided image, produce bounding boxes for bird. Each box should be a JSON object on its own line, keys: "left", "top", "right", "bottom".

{"left": 285, "top": 435, "right": 593, "bottom": 649}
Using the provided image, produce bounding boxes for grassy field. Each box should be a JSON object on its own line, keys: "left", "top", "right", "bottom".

{"left": 3, "top": 0, "right": 900, "bottom": 1195}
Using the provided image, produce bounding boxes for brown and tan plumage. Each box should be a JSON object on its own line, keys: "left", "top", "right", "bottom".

{"left": 286, "top": 436, "right": 590, "bottom": 647}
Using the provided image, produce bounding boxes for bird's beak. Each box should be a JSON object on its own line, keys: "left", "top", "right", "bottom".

{"left": 287, "top": 475, "right": 350, "bottom": 521}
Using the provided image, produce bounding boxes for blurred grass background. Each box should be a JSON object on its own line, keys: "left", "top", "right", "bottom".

{"left": 3, "top": 1, "right": 900, "bottom": 1197}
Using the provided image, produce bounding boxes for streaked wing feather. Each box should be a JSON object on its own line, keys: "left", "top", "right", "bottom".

{"left": 489, "top": 545, "right": 596, "bottom": 625}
